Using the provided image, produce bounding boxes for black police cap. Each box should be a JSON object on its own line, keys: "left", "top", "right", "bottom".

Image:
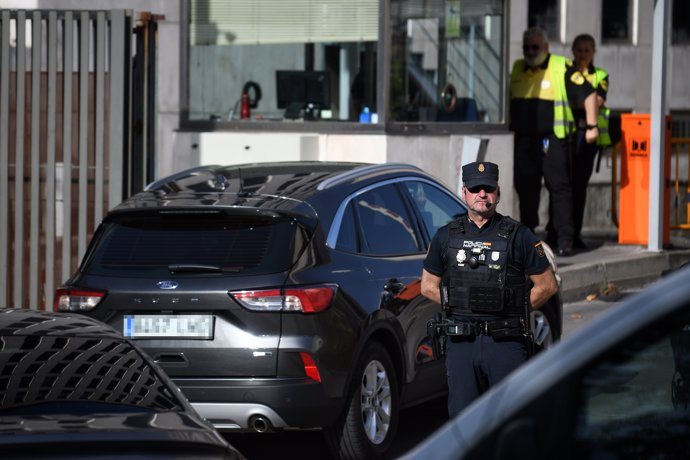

{"left": 462, "top": 161, "right": 499, "bottom": 189}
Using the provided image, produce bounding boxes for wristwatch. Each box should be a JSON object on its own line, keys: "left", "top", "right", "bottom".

{"left": 585, "top": 124, "right": 598, "bottom": 130}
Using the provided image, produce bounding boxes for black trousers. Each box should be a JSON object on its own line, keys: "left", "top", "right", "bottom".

{"left": 514, "top": 133, "right": 575, "bottom": 249}
{"left": 446, "top": 335, "right": 527, "bottom": 417}
{"left": 571, "top": 128, "right": 599, "bottom": 240}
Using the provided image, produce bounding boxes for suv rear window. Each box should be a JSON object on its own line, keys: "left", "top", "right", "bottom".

{"left": 85, "top": 212, "right": 305, "bottom": 276}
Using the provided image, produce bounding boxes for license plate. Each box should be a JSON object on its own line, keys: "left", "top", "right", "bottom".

{"left": 124, "top": 314, "right": 214, "bottom": 339}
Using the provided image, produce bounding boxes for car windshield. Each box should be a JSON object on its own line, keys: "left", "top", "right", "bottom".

{"left": 85, "top": 211, "right": 307, "bottom": 276}
{"left": 0, "top": 335, "right": 184, "bottom": 413}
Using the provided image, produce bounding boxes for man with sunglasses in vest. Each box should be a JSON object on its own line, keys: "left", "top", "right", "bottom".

{"left": 421, "top": 161, "right": 558, "bottom": 417}
{"left": 509, "top": 27, "right": 600, "bottom": 257}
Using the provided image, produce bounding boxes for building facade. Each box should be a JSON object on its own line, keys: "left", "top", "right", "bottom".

{"left": 1, "top": 0, "right": 688, "bottom": 308}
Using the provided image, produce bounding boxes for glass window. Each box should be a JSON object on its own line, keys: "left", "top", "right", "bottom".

{"left": 602, "top": 0, "right": 630, "bottom": 43}
{"left": 186, "top": 1, "right": 507, "bottom": 126}
{"left": 672, "top": 0, "right": 690, "bottom": 44}
{"left": 402, "top": 181, "right": 466, "bottom": 241}
{"left": 336, "top": 202, "right": 359, "bottom": 253}
{"left": 528, "top": 0, "right": 559, "bottom": 41}
{"left": 389, "top": 0, "right": 506, "bottom": 123}
{"left": 573, "top": 305, "right": 690, "bottom": 457}
{"left": 353, "top": 185, "right": 420, "bottom": 256}
{"left": 89, "top": 214, "right": 302, "bottom": 276}
{"left": 187, "top": 0, "right": 378, "bottom": 122}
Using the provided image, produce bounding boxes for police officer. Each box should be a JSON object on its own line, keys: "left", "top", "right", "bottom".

{"left": 570, "top": 33, "right": 611, "bottom": 249}
{"left": 509, "top": 27, "right": 599, "bottom": 256}
{"left": 421, "top": 161, "right": 558, "bottom": 417}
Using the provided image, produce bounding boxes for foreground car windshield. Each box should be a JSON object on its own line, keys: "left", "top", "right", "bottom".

{"left": 0, "top": 335, "right": 184, "bottom": 413}
{"left": 84, "top": 212, "right": 307, "bottom": 276}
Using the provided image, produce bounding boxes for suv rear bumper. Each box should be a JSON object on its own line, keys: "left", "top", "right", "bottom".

{"left": 174, "top": 377, "right": 343, "bottom": 430}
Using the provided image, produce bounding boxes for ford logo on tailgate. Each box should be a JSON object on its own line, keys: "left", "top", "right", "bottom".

{"left": 157, "top": 281, "right": 179, "bottom": 290}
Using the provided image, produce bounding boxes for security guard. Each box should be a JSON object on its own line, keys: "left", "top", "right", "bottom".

{"left": 421, "top": 161, "right": 558, "bottom": 417}
{"left": 570, "top": 33, "right": 611, "bottom": 249}
{"left": 509, "top": 27, "right": 599, "bottom": 256}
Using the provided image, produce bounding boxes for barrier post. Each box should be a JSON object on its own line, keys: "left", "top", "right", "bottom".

{"left": 618, "top": 114, "right": 671, "bottom": 245}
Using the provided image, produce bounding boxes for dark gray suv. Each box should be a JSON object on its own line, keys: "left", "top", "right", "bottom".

{"left": 55, "top": 162, "right": 562, "bottom": 459}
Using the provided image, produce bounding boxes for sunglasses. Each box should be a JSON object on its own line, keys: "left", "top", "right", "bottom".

{"left": 466, "top": 185, "right": 497, "bottom": 194}
{"left": 522, "top": 44, "right": 541, "bottom": 51}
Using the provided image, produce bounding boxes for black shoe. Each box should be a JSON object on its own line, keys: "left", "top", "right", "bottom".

{"left": 545, "top": 234, "right": 557, "bottom": 248}
{"left": 573, "top": 237, "right": 587, "bottom": 249}
{"left": 557, "top": 248, "right": 572, "bottom": 257}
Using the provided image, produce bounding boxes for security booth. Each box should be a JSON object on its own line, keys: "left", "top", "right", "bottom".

{"left": 618, "top": 114, "right": 672, "bottom": 245}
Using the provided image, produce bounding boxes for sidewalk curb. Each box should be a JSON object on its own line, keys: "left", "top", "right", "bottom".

{"left": 558, "top": 248, "right": 690, "bottom": 303}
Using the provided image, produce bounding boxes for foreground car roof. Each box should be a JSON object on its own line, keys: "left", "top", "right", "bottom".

{"left": 0, "top": 309, "right": 244, "bottom": 459}
{"left": 0, "top": 308, "right": 122, "bottom": 338}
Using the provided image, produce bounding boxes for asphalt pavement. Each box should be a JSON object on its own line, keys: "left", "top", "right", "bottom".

{"left": 548, "top": 229, "right": 690, "bottom": 303}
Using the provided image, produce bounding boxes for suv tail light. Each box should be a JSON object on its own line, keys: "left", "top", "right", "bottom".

{"left": 230, "top": 286, "right": 335, "bottom": 313}
{"left": 54, "top": 288, "right": 106, "bottom": 312}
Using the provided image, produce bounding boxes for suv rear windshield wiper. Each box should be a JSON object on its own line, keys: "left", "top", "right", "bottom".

{"left": 167, "top": 264, "right": 241, "bottom": 274}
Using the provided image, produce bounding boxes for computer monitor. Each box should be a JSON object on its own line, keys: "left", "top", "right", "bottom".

{"left": 276, "top": 70, "right": 331, "bottom": 114}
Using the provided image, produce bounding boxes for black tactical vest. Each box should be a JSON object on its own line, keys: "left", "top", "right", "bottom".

{"left": 443, "top": 214, "right": 527, "bottom": 317}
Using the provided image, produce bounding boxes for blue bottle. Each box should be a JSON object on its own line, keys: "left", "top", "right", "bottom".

{"left": 359, "top": 106, "right": 371, "bottom": 123}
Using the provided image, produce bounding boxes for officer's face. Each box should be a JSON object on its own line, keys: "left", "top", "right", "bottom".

{"left": 463, "top": 185, "right": 499, "bottom": 218}
{"left": 572, "top": 40, "right": 595, "bottom": 69}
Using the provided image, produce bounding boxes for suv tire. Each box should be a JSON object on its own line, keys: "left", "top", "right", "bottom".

{"left": 325, "top": 342, "right": 399, "bottom": 459}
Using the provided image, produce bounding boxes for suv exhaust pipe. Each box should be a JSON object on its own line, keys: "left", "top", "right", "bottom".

{"left": 249, "top": 415, "right": 272, "bottom": 433}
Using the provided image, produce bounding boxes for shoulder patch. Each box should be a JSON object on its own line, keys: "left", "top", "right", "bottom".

{"left": 570, "top": 72, "right": 585, "bottom": 85}
{"left": 534, "top": 242, "right": 546, "bottom": 258}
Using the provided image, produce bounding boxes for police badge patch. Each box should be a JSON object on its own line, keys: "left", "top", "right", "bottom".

{"left": 456, "top": 249, "right": 467, "bottom": 265}
{"left": 570, "top": 72, "right": 585, "bottom": 85}
{"left": 534, "top": 242, "right": 546, "bottom": 258}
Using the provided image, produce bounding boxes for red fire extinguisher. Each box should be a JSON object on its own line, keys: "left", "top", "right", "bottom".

{"left": 240, "top": 92, "right": 250, "bottom": 120}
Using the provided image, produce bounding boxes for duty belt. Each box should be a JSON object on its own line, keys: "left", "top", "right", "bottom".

{"left": 443, "top": 317, "right": 525, "bottom": 338}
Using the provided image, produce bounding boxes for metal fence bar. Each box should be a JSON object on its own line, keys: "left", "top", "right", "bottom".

{"left": 12, "top": 11, "right": 26, "bottom": 309}
{"left": 77, "top": 11, "right": 89, "bottom": 261}
{"left": 45, "top": 11, "right": 58, "bottom": 310}
{"left": 29, "top": 11, "right": 42, "bottom": 308}
{"left": 0, "top": 11, "right": 9, "bottom": 304}
{"left": 94, "top": 11, "right": 105, "bottom": 224}
{"left": 109, "top": 10, "right": 125, "bottom": 210}
{"left": 61, "top": 11, "right": 74, "bottom": 286}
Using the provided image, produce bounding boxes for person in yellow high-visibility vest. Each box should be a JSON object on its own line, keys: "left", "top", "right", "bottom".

{"left": 509, "top": 27, "right": 599, "bottom": 257}
{"left": 568, "top": 33, "right": 611, "bottom": 249}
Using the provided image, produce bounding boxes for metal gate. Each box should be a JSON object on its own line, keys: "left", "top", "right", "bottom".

{"left": 0, "top": 9, "right": 157, "bottom": 310}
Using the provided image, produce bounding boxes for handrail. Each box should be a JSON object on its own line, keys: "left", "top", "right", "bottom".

{"left": 610, "top": 142, "right": 621, "bottom": 228}
{"left": 671, "top": 138, "right": 690, "bottom": 230}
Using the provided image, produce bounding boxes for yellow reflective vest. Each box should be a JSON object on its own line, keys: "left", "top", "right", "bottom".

{"left": 510, "top": 54, "right": 575, "bottom": 139}
{"left": 584, "top": 67, "right": 611, "bottom": 147}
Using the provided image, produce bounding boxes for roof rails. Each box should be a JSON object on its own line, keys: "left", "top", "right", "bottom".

{"left": 317, "top": 162, "right": 423, "bottom": 190}
{"left": 144, "top": 165, "right": 222, "bottom": 191}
